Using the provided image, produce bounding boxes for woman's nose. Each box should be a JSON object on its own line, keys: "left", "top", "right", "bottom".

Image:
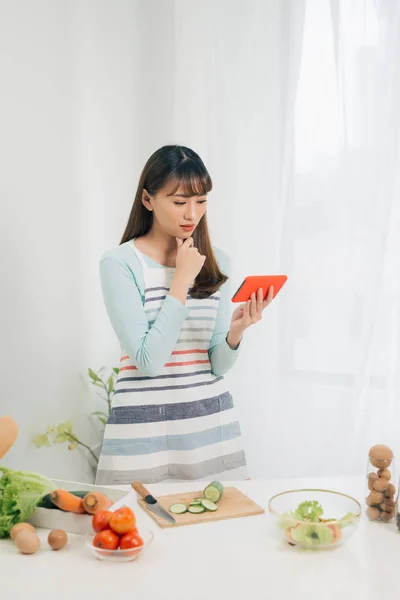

{"left": 184, "top": 203, "right": 196, "bottom": 221}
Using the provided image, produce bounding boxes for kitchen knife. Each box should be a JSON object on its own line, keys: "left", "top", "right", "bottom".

{"left": 132, "top": 481, "right": 176, "bottom": 525}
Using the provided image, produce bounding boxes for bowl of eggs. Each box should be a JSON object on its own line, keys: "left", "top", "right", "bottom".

{"left": 268, "top": 489, "right": 361, "bottom": 549}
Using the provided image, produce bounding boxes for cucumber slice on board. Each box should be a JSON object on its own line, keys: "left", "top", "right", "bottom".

{"left": 201, "top": 499, "right": 218, "bottom": 511}
{"left": 169, "top": 503, "right": 188, "bottom": 514}
{"left": 203, "top": 481, "right": 224, "bottom": 503}
{"left": 190, "top": 501, "right": 203, "bottom": 506}
{"left": 188, "top": 504, "right": 206, "bottom": 514}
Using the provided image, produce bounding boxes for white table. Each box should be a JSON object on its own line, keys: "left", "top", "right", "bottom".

{"left": 1, "top": 476, "right": 399, "bottom": 600}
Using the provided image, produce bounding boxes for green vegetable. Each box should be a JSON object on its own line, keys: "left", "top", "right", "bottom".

{"left": 169, "top": 503, "right": 188, "bottom": 514}
{"left": 280, "top": 500, "right": 324, "bottom": 531}
{"left": 291, "top": 500, "right": 323, "bottom": 522}
{"left": 168, "top": 481, "right": 224, "bottom": 517}
{"left": 338, "top": 512, "right": 357, "bottom": 528}
{"left": 188, "top": 504, "right": 206, "bottom": 514}
{"left": 201, "top": 499, "right": 218, "bottom": 511}
{"left": 203, "top": 481, "right": 224, "bottom": 503}
{"left": 0, "top": 467, "right": 55, "bottom": 537}
{"left": 290, "top": 523, "right": 334, "bottom": 547}
{"left": 280, "top": 499, "right": 357, "bottom": 547}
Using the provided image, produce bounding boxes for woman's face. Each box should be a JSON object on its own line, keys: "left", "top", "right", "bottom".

{"left": 143, "top": 182, "right": 208, "bottom": 239}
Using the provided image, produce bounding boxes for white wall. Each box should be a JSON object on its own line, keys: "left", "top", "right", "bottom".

{"left": 0, "top": 0, "right": 140, "bottom": 481}
{"left": 1, "top": 0, "right": 400, "bottom": 484}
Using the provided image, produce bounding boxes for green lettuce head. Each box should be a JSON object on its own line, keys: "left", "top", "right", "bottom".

{"left": 0, "top": 467, "right": 55, "bottom": 537}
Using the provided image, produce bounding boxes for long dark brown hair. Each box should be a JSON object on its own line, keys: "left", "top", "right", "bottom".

{"left": 120, "top": 145, "right": 227, "bottom": 299}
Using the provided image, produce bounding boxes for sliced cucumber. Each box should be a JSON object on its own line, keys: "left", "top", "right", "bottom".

{"left": 169, "top": 503, "right": 188, "bottom": 514}
{"left": 188, "top": 504, "right": 206, "bottom": 514}
{"left": 201, "top": 499, "right": 218, "bottom": 512}
{"left": 203, "top": 481, "right": 224, "bottom": 503}
{"left": 169, "top": 483, "right": 223, "bottom": 516}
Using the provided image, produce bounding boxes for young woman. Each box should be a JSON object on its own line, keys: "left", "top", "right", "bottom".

{"left": 95, "top": 145, "right": 273, "bottom": 485}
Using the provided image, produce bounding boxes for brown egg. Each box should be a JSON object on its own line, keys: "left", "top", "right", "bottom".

{"left": 14, "top": 530, "right": 41, "bottom": 554}
{"left": 377, "top": 468, "right": 391, "bottom": 480}
{"left": 366, "top": 491, "right": 384, "bottom": 506}
{"left": 48, "top": 529, "right": 68, "bottom": 551}
{"left": 366, "top": 507, "right": 381, "bottom": 521}
{"left": 373, "top": 477, "right": 389, "bottom": 493}
{"left": 385, "top": 483, "right": 396, "bottom": 498}
{"left": 368, "top": 473, "right": 378, "bottom": 491}
{"left": 380, "top": 510, "right": 394, "bottom": 522}
{"left": 10, "top": 522, "right": 36, "bottom": 541}
{"left": 381, "top": 500, "right": 395, "bottom": 511}
{"left": 369, "top": 445, "right": 393, "bottom": 469}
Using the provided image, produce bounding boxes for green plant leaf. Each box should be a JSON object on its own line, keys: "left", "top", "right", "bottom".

{"left": 57, "top": 421, "right": 72, "bottom": 434}
{"left": 113, "top": 367, "right": 119, "bottom": 375}
{"left": 68, "top": 441, "right": 79, "bottom": 450}
{"left": 88, "top": 368, "right": 101, "bottom": 382}
{"left": 107, "top": 375, "right": 114, "bottom": 393}
{"left": 98, "top": 417, "right": 107, "bottom": 425}
{"left": 92, "top": 411, "right": 108, "bottom": 419}
{"left": 93, "top": 382, "right": 104, "bottom": 389}
{"left": 53, "top": 434, "right": 70, "bottom": 444}
{"left": 33, "top": 434, "right": 51, "bottom": 448}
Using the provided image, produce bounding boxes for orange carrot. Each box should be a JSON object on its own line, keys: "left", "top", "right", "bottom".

{"left": 50, "top": 489, "right": 86, "bottom": 514}
{"left": 82, "top": 492, "right": 113, "bottom": 515}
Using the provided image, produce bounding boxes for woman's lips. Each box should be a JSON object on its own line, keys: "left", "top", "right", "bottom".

{"left": 180, "top": 225, "right": 195, "bottom": 231}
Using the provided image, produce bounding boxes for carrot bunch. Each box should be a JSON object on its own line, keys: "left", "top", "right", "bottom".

{"left": 50, "top": 490, "right": 113, "bottom": 515}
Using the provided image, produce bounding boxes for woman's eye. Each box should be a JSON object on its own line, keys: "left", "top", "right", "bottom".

{"left": 173, "top": 200, "right": 207, "bottom": 206}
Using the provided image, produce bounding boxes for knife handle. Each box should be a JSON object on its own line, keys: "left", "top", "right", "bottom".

{"left": 131, "top": 481, "right": 157, "bottom": 504}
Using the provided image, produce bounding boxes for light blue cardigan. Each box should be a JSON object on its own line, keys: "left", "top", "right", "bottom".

{"left": 99, "top": 241, "right": 240, "bottom": 377}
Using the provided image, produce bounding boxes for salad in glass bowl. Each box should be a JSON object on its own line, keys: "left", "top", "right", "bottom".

{"left": 268, "top": 489, "right": 361, "bottom": 549}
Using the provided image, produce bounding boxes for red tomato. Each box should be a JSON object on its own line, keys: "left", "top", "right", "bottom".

{"left": 108, "top": 507, "right": 136, "bottom": 535}
{"left": 92, "top": 510, "right": 112, "bottom": 533}
{"left": 119, "top": 530, "right": 144, "bottom": 550}
{"left": 93, "top": 529, "right": 119, "bottom": 550}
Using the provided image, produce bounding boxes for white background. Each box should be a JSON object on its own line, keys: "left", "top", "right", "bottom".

{"left": 1, "top": 0, "right": 399, "bottom": 484}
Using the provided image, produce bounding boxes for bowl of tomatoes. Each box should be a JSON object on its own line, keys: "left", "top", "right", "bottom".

{"left": 86, "top": 506, "right": 153, "bottom": 562}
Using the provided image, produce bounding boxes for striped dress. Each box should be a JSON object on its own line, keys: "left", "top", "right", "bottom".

{"left": 95, "top": 240, "right": 248, "bottom": 484}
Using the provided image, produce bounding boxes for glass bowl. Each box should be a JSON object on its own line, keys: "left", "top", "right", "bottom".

{"left": 86, "top": 529, "right": 153, "bottom": 562}
{"left": 268, "top": 489, "right": 361, "bottom": 549}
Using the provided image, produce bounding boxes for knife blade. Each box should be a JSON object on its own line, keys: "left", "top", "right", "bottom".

{"left": 132, "top": 481, "right": 176, "bottom": 525}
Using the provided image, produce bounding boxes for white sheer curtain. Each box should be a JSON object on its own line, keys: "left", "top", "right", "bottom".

{"left": 278, "top": 0, "right": 400, "bottom": 477}
{"left": 81, "top": 0, "right": 400, "bottom": 480}
{"left": 1, "top": 0, "right": 399, "bottom": 482}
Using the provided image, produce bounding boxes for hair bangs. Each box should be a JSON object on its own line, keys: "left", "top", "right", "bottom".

{"left": 165, "top": 160, "right": 212, "bottom": 197}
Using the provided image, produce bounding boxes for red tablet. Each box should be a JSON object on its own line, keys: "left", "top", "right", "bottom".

{"left": 231, "top": 275, "right": 288, "bottom": 303}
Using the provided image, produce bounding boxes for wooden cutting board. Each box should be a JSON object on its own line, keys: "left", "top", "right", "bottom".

{"left": 138, "top": 486, "right": 265, "bottom": 528}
